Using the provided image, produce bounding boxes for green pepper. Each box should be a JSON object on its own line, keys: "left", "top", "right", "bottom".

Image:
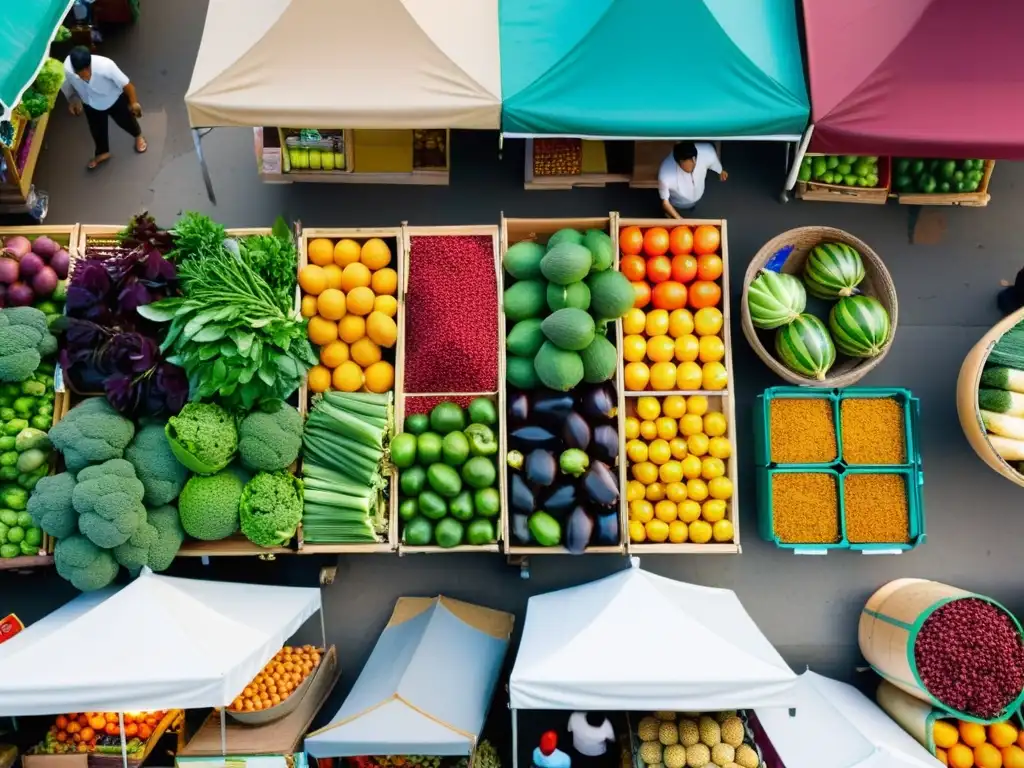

{"left": 1, "top": 487, "right": 29, "bottom": 511}
{"left": 0, "top": 452, "right": 18, "bottom": 468}
{"left": 20, "top": 380, "right": 45, "bottom": 397}
{"left": 3, "top": 419, "right": 27, "bottom": 436}
{"left": 30, "top": 415, "right": 50, "bottom": 431}
{"left": 0, "top": 436, "right": 16, "bottom": 452}
{"left": 0, "top": 467, "right": 17, "bottom": 482}
{"left": 559, "top": 448, "right": 590, "bottom": 478}
{"left": 463, "top": 423, "right": 497, "bottom": 457}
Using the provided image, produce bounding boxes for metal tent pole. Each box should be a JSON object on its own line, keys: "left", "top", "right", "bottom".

{"left": 118, "top": 712, "right": 128, "bottom": 768}
{"left": 192, "top": 128, "right": 217, "bottom": 205}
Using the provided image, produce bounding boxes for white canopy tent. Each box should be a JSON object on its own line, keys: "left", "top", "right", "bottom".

{"left": 755, "top": 671, "right": 939, "bottom": 768}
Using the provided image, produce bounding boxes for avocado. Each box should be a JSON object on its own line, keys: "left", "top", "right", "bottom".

{"left": 403, "top": 516, "right": 433, "bottom": 546}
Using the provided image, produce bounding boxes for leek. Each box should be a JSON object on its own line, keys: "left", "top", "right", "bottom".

{"left": 988, "top": 435, "right": 1024, "bottom": 462}
{"left": 981, "top": 410, "right": 1024, "bottom": 440}
{"left": 978, "top": 388, "right": 1024, "bottom": 417}
{"left": 307, "top": 402, "right": 384, "bottom": 449}
{"left": 304, "top": 489, "right": 373, "bottom": 514}
{"left": 323, "top": 391, "right": 389, "bottom": 422}
{"left": 980, "top": 366, "right": 1024, "bottom": 395}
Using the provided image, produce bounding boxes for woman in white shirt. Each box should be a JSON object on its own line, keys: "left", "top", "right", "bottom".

{"left": 567, "top": 712, "right": 616, "bottom": 768}
{"left": 657, "top": 142, "right": 728, "bottom": 218}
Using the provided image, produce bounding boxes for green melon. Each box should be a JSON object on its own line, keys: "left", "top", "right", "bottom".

{"left": 547, "top": 281, "right": 591, "bottom": 311}
{"left": 541, "top": 243, "right": 593, "bottom": 285}
{"left": 579, "top": 334, "right": 617, "bottom": 383}
{"left": 504, "top": 280, "right": 547, "bottom": 321}
{"left": 541, "top": 308, "right": 596, "bottom": 351}
{"left": 533, "top": 342, "right": 584, "bottom": 392}
{"left": 503, "top": 241, "right": 545, "bottom": 281}
{"left": 582, "top": 229, "right": 614, "bottom": 271}
{"left": 507, "top": 356, "right": 540, "bottom": 389}
{"left": 828, "top": 295, "right": 890, "bottom": 357}
{"left": 747, "top": 270, "right": 806, "bottom": 329}
{"left": 587, "top": 270, "right": 634, "bottom": 320}
{"left": 775, "top": 314, "right": 835, "bottom": 380}
{"left": 507, "top": 319, "right": 545, "bottom": 357}
{"left": 803, "top": 242, "right": 865, "bottom": 299}
{"left": 546, "top": 228, "right": 585, "bottom": 251}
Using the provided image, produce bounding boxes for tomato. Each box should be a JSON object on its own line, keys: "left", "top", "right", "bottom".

{"left": 646, "top": 256, "right": 672, "bottom": 284}
{"left": 696, "top": 253, "right": 723, "bottom": 281}
{"left": 643, "top": 227, "right": 670, "bottom": 256}
{"left": 620, "top": 226, "right": 644, "bottom": 255}
{"left": 632, "top": 280, "right": 651, "bottom": 308}
{"left": 693, "top": 225, "right": 720, "bottom": 255}
{"left": 669, "top": 226, "right": 694, "bottom": 255}
{"left": 671, "top": 254, "right": 698, "bottom": 283}
{"left": 651, "top": 281, "right": 687, "bottom": 311}
{"left": 620, "top": 255, "right": 646, "bottom": 281}
{"left": 688, "top": 280, "right": 722, "bottom": 309}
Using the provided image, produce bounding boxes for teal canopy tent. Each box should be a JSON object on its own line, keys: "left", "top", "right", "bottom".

{"left": 0, "top": 0, "right": 73, "bottom": 115}
{"left": 499, "top": 0, "right": 809, "bottom": 140}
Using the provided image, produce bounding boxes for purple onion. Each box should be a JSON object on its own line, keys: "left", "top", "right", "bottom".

{"left": 2, "top": 236, "right": 31, "bottom": 259}
{"left": 7, "top": 282, "right": 35, "bottom": 306}
{"left": 0, "top": 258, "right": 19, "bottom": 285}
{"left": 30, "top": 235, "right": 58, "bottom": 259}
{"left": 18, "top": 252, "right": 44, "bottom": 279}
{"left": 49, "top": 249, "right": 70, "bottom": 279}
{"left": 31, "top": 266, "right": 58, "bottom": 297}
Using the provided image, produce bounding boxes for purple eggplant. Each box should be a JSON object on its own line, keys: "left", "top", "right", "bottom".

{"left": 511, "top": 512, "right": 531, "bottom": 545}
{"left": 592, "top": 424, "right": 618, "bottom": 464}
{"left": 509, "top": 392, "right": 530, "bottom": 424}
{"left": 582, "top": 384, "right": 617, "bottom": 420}
{"left": 533, "top": 392, "right": 575, "bottom": 423}
{"left": 510, "top": 426, "right": 559, "bottom": 451}
{"left": 542, "top": 484, "right": 578, "bottom": 516}
{"left": 593, "top": 511, "right": 620, "bottom": 546}
{"left": 562, "top": 411, "right": 591, "bottom": 451}
{"left": 525, "top": 449, "right": 557, "bottom": 487}
{"left": 510, "top": 473, "right": 535, "bottom": 515}
{"left": 565, "top": 506, "right": 595, "bottom": 554}
{"left": 583, "top": 460, "right": 619, "bottom": 507}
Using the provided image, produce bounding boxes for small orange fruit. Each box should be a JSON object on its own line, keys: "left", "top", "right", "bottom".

{"left": 1002, "top": 746, "right": 1024, "bottom": 768}
{"left": 960, "top": 722, "right": 987, "bottom": 748}
{"left": 307, "top": 316, "right": 338, "bottom": 346}
{"left": 624, "top": 361, "right": 650, "bottom": 392}
{"left": 300, "top": 295, "right": 318, "bottom": 318}
{"left": 338, "top": 315, "right": 366, "bottom": 344}
{"left": 350, "top": 337, "right": 382, "bottom": 367}
{"left": 340, "top": 263, "right": 372, "bottom": 292}
{"left": 319, "top": 340, "right": 349, "bottom": 368}
{"left": 675, "top": 334, "right": 700, "bottom": 362}
{"left": 371, "top": 267, "right": 398, "bottom": 296}
{"left": 331, "top": 361, "right": 364, "bottom": 392}
{"left": 373, "top": 295, "right": 398, "bottom": 317}
{"left": 316, "top": 288, "right": 347, "bottom": 320}
{"left": 360, "top": 238, "right": 392, "bottom": 270}
{"left": 646, "top": 335, "right": 676, "bottom": 363}
{"left": 676, "top": 361, "right": 703, "bottom": 390}
{"left": 298, "top": 265, "right": 328, "bottom": 296}
{"left": 699, "top": 335, "right": 725, "bottom": 363}
{"left": 346, "top": 286, "right": 375, "bottom": 316}
{"left": 307, "top": 238, "right": 335, "bottom": 266}
{"left": 307, "top": 365, "right": 331, "bottom": 393}
{"left": 366, "top": 311, "right": 398, "bottom": 348}
{"left": 649, "top": 361, "right": 677, "bottom": 391}
{"left": 668, "top": 308, "right": 694, "bottom": 338}
{"left": 322, "top": 264, "right": 344, "bottom": 290}
{"left": 992, "top": 724, "right": 1021, "bottom": 749}
{"left": 333, "top": 239, "right": 361, "bottom": 267}
{"left": 623, "top": 335, "right": 648, "bottom": 363}
{"left": 975, "top": 743, "right": 1003, "bottom": 768}
{"left": 933, "top": 723, "right": 958, "bottom": 751}
{"left": 694, "top": 306, "right": 724, "bottom": 336}
{"left": 363, "top": 361, "right": 395, "bottom": 393}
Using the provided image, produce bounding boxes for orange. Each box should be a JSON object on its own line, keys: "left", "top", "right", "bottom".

{"left": 688, "top": 519, "right": 713, "bottom": 544}
{"left": 319, "top": 340, "right": 349, "bottom": 368}
{"left": 668, "top": 309, "right": 694, "bottom": 338}
{"left": 646, "top": 335, "right": 676, "bottom": 363}
{"left": 619, "top": 226, "right": 644, "bottom": 256}
{"left": 703, "top": 412, "right": 728, "bottom": 437}
{"left": 1002, "top": 746, "right": 1024, "bottom": 768}
{"left": 629, "top": 499, "right": 654, "bottom": 523}
{"left": 366, "top": 311, "right": 398, "bottom": 348}
{"left": 662, "top": 395, "right": 687, "bottom": 419}
{"left": 936, "top": 750, "right": 948, "bottom": 767}
{"left": 675, "top": 334, "right": 700, "bottom": 363}
{"left": 307, "top": 238, "right": 335, "bottom": 266}
{"left": 300, "top": 295, "right": 318, "bottom": 318}
{"left": 340, "top": 262, "right": 372, "bottom": 292}
{"left": 678, "top": 498, "right": 702, "bottom": 523}
{"left": 648, "top": 439, "right": 671, "bottom": 465}
{"left": 701, "top": 457, "right": 726, "bottom": 480}
{"left": 667, "top": 520, "right": 689, "bottom": 543}
{"left": 693, "top": 225, "right": 721, "bottom": 255}
{"left": 632, "top": 281, "right": 652, "bottom": 309}
{"left": 669, "top": 437, "right": 689, "bottom": 460}
{"left": 338, "top": 315, "right": 366, "bottom": 344}
{"left": 666, "top": 481, "right": 688, "bottom": 503}
{"left": 374, "top": 295, "right": 398, "bottom": 317}
{"left": 659, "top": 461, "right": 683, "bottom": 484}
{"left": 656, "top": 416, "right": 678, "bottom": 440}
{"left": 363, "top": 361, "right": 395, "bottom": 393}
{"left": 687, "top": 478, "right": 709, "bottom": 502}
{"left": 699, "top": 335, "right": 725, "bottom": 363}
{"left": 694, "top": 307, "right": 724, "bottom": 336}
{"left": 322, "top": 264, "right": 344, "bottom": 290}
{"left": 645, "top": 482, "right": 665, "bottom": 502}
{"left": 708, "top": 476, "right": 732, "bottom": 500}
{"left": 1018, "top": 731, "right": 1024, "bottom": 750}
{"left": 371, "top": 267, "right": 398, "bottom": 296}
{"left": 696, "top": 253, "right": 724, "bottom": 281}
{"left": 645, "top": 519, "right": 669, "bottom": 543}
{"left": 331, "top": 361, "right": 364, "bottom": 393}
{"left": 992, "top": 724, "right": 1020, "bottom": 749}
{"left": 307, "top": 316, "right": 338, "bottom": 346}
{"left": 628, "top": 520, "right": 646, "bottom": 543}
{"left": 639, "top": 420, "right": 658, "bottom": 440}
{"left": 688, "top": 280, "right": 722, "bottom": 310}
{"left": 975, "top": 743, "right": 1003, "bottom": 768}
{"left": 635, "top": 396, "right": 659, "bottom": 420}
{"left": 702, "top": 361, "right": 728, "bottom": 390}
{"left": 626, "top": 439, "right": 648, "bottom": 463}
{"left": 676, "top": 361, "right": 703, "bottom": 390}
{"left": 624, "top": 416, "right": 641, "bottom": 439}
{"left": 643, "top": 227, "right": 670, "bottom": 257}
{"left": 649, "top": 362, "right": 677, "bottom": 391}
{"left": 623, "top": 335, "right": 648, "bottom": 363}
{"left": 623, "top": 308, "right": 646, "bottom": 335}
{"left": 316, "top": 288, "right": 347, "bottom": 320}
{"left": 631, "top": 461, "right": 658, "bottom": 485}
{"left": 654, "top": 500, "right": 677, "bottom": 523}
{"left": 702, "top": 499, "right": 727, "bottom": 523}
{"left": 360, "top": 238, "right": 392, "bottom": 270}
{"left": 626, "top": 480, "right": 646, "bottom": 502}
{"left": 688, "top": 432, "right": 710, "bottom": 457}
{"left": 307, "top": 365, "right": 332, "bottom": 393}
{"left": 669, "top": 226, "right": 694, "bottom": 256}
{"left": 645, "top": 309, "right": 670, "bottom": 336}
{"left": 298, "top": 265, "right": 328, "bottom": 296}
{"left": 333, "top": 239, "right": 361, "bottom": 267}
{"left": 350, "top": 337, "right": 382, "bottom": 367}
{"left": 346, "top": 286, "right": 375, "bottom": 316}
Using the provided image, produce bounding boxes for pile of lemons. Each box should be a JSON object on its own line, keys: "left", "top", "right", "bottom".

{"left": 934, "top": 719, "right": 1024, "bottom": 768}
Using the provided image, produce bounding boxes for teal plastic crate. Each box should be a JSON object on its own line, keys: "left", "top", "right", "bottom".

{"left": 757, "top": 467, "right": 846, "bottom": 554}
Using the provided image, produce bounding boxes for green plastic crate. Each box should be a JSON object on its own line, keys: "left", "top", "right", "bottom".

{"left": 757, "top": 467, "right": 846, "bottom": 554}
{"left": 837, "top": 388, "right": 921, "bottom": 468}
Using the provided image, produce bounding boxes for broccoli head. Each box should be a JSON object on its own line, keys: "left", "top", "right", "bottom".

{"left": 238, "top": 404, "right": 302, "bottom": 472}
{"left": 33, "top": 58, "right": 65, "bottom": 97}
{"left": 239, "top": 471, "right": 302, "bottom": 548}
{"left": 0, "top": 307, "right": 58, "bottom": 383}
{"left": 55, "top": 535, "right": 119, "bottom": 591}
{"left": 125, "top": 421, "right": 189, "bottom": 506}
{"left": 165, "top": 403, "right": 238, "bottom": 475}
{"left": 72, "top": 458, "right": 146, "bottom": 548}
{"left": 48, "top": 397, "right": 135, "bottom": 473}
{"left": 146, "top": 505, "right": 184, "bottom": 570}
{"left": 112, "top": 519, "right": 158, "bottom": 572}
{"left": 26, "top": 471, "right": 77, "bottom": 539}
{"left": 178, "top": 469, "right": 243, "bottom": 541}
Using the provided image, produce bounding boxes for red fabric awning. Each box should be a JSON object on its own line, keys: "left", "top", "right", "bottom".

{"left": 804, "top": 0, "right": 1024, "bottom": 159}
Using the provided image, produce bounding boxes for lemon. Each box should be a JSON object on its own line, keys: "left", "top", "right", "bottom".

{"left": 636, "top": 396, "right": 660, "bottom": 420}
{"left": 702, "top": 499, "right": 727, "bottom": 523}
{"left": 630, "top": 499, "right": 654, "bottom": 524}
{"left": 645, "top": 519, "right": 670, "bottom": 543}
{"left": 702, "top": 361, "right": 728, "bottom": 390}
{"left": 645, "top": 482, "right": 666, "bottom": 502}
{"left": 623, "top": 308, "right": 646, "bottom": 335}
{"left": 626, "top": 439, "right": 649, "bottom": 463}
{"left": 654, "top": 500, "right": 678, "bottom": 523}
{"left": 624, "top": 417, "right": 640, "bottom": 440}
{"left": 669, "top": 437, "right": 689, "bottom": 460}
{"left": 629, "top": 520, "right": 647, "bottom": 543}
{"left": 701, "top": 456, "right": 726, "bottom": 480}
{"left": 626, "top": 480, "right": 646, "bottom": 502}
{"left": 623, "top": 335, "right": 648, "bottom": 363}
{"left": 659, "top": 460, "right": 684, "bottom": 484}
{"left": 648, "top": 439, "right": 671, "bottom": 465}
{"left": 698, "top": 335, "right": 725, "bottom": 363}
{"left": 708, "top": 476, "right": 733, "bottom": 500}
{"left": 668, "top": 309, "right": 694, "bottom": 338}
{"left": 689, "top": 520, "right": 713, "bottom": 544}
{"left": 687, "top": 478, "right": 709, "bottom": 502}
{"left": 640, "top": 420, "right": 658, "bottom": 440}
{"left": 645, "top": 309, "right": 670, "bottom": 337}
{"left": 694, "top": 307, "right": 724, "bottom": 336}
{"left": 681, "top": 454, "right": 703, "bottom": 480}
{"left": 632, "top": 461, "right": 658, "bottom": 485}
{"left": 686, "top": 395, "right": 709, "bottom": 415}
{"left": 662, "top": 395, "right": 687, "bottom": 419}
{"left": 678, "top": 499, "right": 702, "bottom": 523}
{"left": 679, "top": 413, "right": 704, "bottom": 436}
{"left": 668, "top": 520, "right": 689, "bottom": 543}
{"left": 687, "top": 433, "right": 710, "bottom": 457}
{"left": 712, "top": 519, "right": 734, "bottom": 543}
{"left": 703, "top": 412, "right": 728, "bottom": 437}
{"left": 666, "top": 482, "right": 688, "bottom": 503}
{"left": 675, "top": 360, "right": 703, "bottom": 389}
{"left": 708, "top": 437, "right": 732, "bottom": 460}
{"left": 656, "top": 416, "right": 678, "bottom": 440}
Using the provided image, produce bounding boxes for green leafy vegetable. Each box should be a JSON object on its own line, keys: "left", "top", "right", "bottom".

{"left": 168, "top": 212, "right": 226, "bottom": 266}
{"left": 237, "top": 217, "right": 297, "bottom": 314}
{"left": 33, "top": 59, "right": 65, "bottom": 98}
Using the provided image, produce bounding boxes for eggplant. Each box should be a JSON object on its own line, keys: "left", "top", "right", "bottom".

{"left": 542, "top": 483, "right": 578, "bottom": 516}
{"left": 509, "top": 426, "right": 559, "bottom": 451}
{"left": 511, "top": 512, "right": 531, "bottom": 545}
{"left": 510, "top": 473, "right": 535, "bottom": 515}
{"left": 562, "top": 411, "right": 591, "bottom": 451}
{"left": 507, "top": 450, "right": 524, "bottom": 470}
{"left": 582, "top": 384, "right": 617, "bottom": 420}
{"left": 525, "top": 449, "right": 557, "bottom": 487}
{"left": 559, "top": 448, "right": 590, "bottom": 478}
{"left": 583, "top": 460, "right": 619, "bottom": 507}
{"left": 593, "top": 511, "right": 620, "bottom": 546}
{"left": 565, "top": 506, "right": 595, "bottom": 555}
{"left": 592, "top": 424, "right": 618, "bottom": 464}
{"left": 533, "top": 392, "right": 575, "bottom": 423}
{"left": 509, "top": 392, "right": 530, "bottom": 424}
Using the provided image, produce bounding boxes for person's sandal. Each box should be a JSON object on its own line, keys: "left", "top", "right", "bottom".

{"left": 87, "top": 154, "right": 111, "bottom": 170}
{"left": 135, "top": 136, "right": 147, "bottom": 153}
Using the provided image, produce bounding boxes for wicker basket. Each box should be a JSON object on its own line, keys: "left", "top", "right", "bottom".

{"left": 741, "top": 226, "right": 898, "bottom": 387}
{"left": 956, "top": 305, "right": 1024, "bottom": 487}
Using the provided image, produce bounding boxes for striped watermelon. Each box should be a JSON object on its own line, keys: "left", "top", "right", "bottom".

{"left": 747, "top": 270, "right": 807, "bottom": 329}
{"left": 775, "top": 314, "right": 836, "bottom": 380}
{"left": 803, "top": 242, "right": 865, "bottom": 299}
{"left": 829, "top": 295, "right": 891, "bottom": 357}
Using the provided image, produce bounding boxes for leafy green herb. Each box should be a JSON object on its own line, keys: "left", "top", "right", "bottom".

{"left": 238, "top": 217, "right": 297, "bottom": 313}
{"left": 169, "top": 212, "right": 226, "bottom": 265}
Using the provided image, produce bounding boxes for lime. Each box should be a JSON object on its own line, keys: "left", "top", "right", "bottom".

{"left": 400, "top": 465, "right": 427, "bottom": 497}
{"left": 417, "top": 432, "right": 443, "bottom": 465}
{"left": 404, "top": 413, "right": 429, "bottom": 435}
{"left": 403, "top": 516, "right": 433, "bottom": 546}
{"left": 473, "top": 487, "right": 500, "bottom": 518}
{"left": 398, "top": 498, "right": 419, "bottom": 521}
{"left": 442, "top": 431, "right": 470, "bottom": 466}
{"left": 390, "top": 433, "right": 417, "bottom": 469}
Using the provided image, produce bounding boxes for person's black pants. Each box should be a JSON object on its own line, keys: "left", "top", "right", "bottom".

{"left": 83, "top": 93, "right": 140, "bottom": 156}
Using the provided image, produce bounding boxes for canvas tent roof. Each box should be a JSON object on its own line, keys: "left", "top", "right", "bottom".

{"left": 499, "top": 0, "right": 808, "bottom": 140}
{"left": 804, "top": 0, "right": 1024, "bottom": 159}
{"left": 0, "top": 0, "right": 73, "bottom": 115}
{"left": 0, "top": 570, "right": 321, "bottom": 715}
{"left": 185, "top": 0, "right": 501, "bottom": 130}
{"left": 509, "top": 560, "right": 797, "bottom": 711}
{"left": 306, "top": 596, "right": 513, "bottom": 758}
{"left": 755, "top": 671, "right": 939, "bottom": 768}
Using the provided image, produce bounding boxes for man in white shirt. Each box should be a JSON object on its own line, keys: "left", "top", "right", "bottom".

{"left": 60, "top": 46, "right": 147, "bottom": 170}
{"left": 658, "top": 141, "right": 727, "bottom": 218}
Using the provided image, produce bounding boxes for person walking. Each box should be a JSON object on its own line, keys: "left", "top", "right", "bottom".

{"left": 60, "top": 46, "right": 147, "bottom": 170}
{"left": 658, "top": 141, "right": 727, "bottom": 218}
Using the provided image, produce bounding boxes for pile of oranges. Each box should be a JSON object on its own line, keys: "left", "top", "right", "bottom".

{"left": 933, "top": 719, "right": 1024, "bottom": 768}
{"left": 619, "top": 225, "right": 727, "bottom": 392}
{"left": 299, "top": 237, "right": 398, "bottom": 394}
{"left": 228, "top": 645, "right": 322, "bottom": 714}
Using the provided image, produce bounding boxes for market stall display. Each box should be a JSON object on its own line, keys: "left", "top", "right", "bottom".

{"left": 227, "top": 644, "right": 323, "bottom": 722}
{"left": 794, "top": 154, "right": 890, "bottom": 205}
{"left": 893, "top": 159, "right": 994, "bottom": 206}
{"left": 30, "top": 709, "right": 183, "bottom": 764}
{"left": 754, "top": 387, "right": 924, "bottom": 554}
{"left": 742, "top": 226, "right": 896, "bottom": 387}
{"left": 630, "top": 710, "right": 763, "bottom": 768}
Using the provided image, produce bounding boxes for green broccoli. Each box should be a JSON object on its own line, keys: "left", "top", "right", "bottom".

{"left": 165, "top": 403, "right": 238, "bottom": 475}
{"left": 239, "top": 471, "right": 302, "bottom": 548}
{"left": 124, "top": 421, "right": 189, "bottom": 506}
{"left": 238, "top": 404, "right": 302, "bottom": 472}
{"left": 146, "top": 504, "right": 184, "bottom": 570}
{"left": 26, "top": 471, "right": 77, "bottom": 539}
{"left": 33, "top": 58, "right": 65, "bottom": 97}
{"left": 48, "top": 397, "right": 135, "bottom": 473}
{"left": 0, "top": 307, "right": 58, "bottom": 383}
{"left": 72, "top": 458, "right": 146, "bottom": 548}
{"left": 54, "top": 535, "right": 119, "bottom": 591}
{"left": 112, "top": 519, "right": 157, "bottom": 571}
{"left": 178, "top": 469, "right": 243, "bottom": 541}
{"left": 18, "top": 89, "right": 49, "bottom": 120}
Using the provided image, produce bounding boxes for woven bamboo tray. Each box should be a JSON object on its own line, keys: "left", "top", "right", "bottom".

{"left": 741, "top": 226, "right": 898, "bottom": 388}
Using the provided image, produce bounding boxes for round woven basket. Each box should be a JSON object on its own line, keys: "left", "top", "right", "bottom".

{"left": 956, "top": 305, "right": 1024, "bottom": 487}
{"left": 741, "top": 226, "right": 898, "bottom": 387}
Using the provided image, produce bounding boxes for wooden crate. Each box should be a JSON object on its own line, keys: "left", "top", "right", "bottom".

{"left": 795, "top": 155, "right": 891, "bottom": 205}
{"left": 0, "top": 224, "right": 81, "bottom": 254}
{"left": 398, "top": 224, "right": 503, "bottom": 555}
{"left": 611, "top": 215, "right": 740, "bottom": 555}
{"left": 295, "top": 226, "right": 403, "bottom": 555}
{"left": 500, "top": 215, "right": 626, "bottom": 556}
{"left": 524, "top": 139, "right": 630, "bottom": 191}
{"left": 895, "top": 160, "right": 995, "bottom": 207}
{"left": 0, "top": 112, "right": 50, "bottom": 212}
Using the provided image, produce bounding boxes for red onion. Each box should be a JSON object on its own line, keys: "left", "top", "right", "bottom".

{"left": 7, "top": 283, "right": 34, "bottom": 306}
{"left": 31, "top": 266, "right": 58, "bottom": 297}
{"left": 18, "top": 252, "right": 44, "bottom": 279}
{"left": 0, "top": 258, "right": 19, "bottom": 284}
{"left": 49, "top": 249, "right": 70, "bottom": 279}
{"left": 30, "top": 235, "right": 58, "bottom": 259}
{"left": 2, "top": 236, "right": 31, "bottom": 260}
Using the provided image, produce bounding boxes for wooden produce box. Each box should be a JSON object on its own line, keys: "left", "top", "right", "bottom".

{"left": 295, "top": 226, "right": 403, "bottom": 555}
{"left": 398, "top": 224, "right": 503, "bottom": 555}
{"left": 500, "top": 215, "right": 627, "bottom": 556}
{"left": 612, "top": 216, "right": 739, "bottom": 555}
{"left": 524, "top": 139, "right": 631, "bottom": 191}
{"left": 895, "top": 159, "right": 994, "bottom": 207}
{"left": 0, "top": 112, "right": 50, "bottom": 213}
{"left": 24, "top": 710, "right": 184, "bottom": 768}
{"left": 795, "top": 154, "right": 891, "bottom": 205}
